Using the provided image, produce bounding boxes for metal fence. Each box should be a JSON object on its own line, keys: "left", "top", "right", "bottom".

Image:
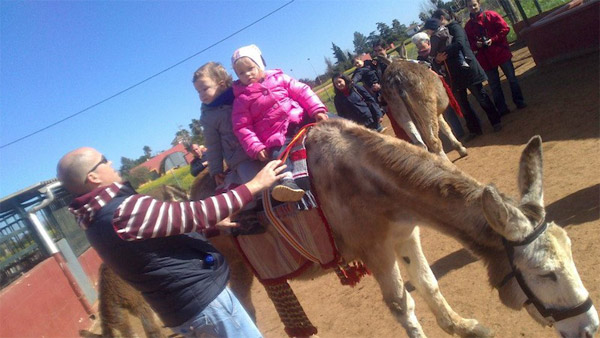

{"left": 0, "top": 182, "right": 87, "bottom": 289}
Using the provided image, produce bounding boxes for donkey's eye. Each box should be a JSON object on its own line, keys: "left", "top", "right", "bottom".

{"left": 539, "top": 272, "right": 557, "bottom": 281}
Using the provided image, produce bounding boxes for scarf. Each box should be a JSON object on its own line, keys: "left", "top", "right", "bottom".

{"left": 205, "top": 87, "right": 234, "bottom": 107}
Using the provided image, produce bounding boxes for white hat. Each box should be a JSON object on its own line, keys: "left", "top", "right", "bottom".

{"left": 231, "top": 44, "right": 266, "bottom": 71}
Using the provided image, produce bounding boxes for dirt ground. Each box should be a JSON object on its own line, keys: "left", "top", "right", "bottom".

{"left": 89, "top": 46, "right": 599, "bottom": 338}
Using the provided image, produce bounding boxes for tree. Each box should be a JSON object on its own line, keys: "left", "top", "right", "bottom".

{"left": 324, "top": 57, "right": 336, "bottom": 78}
{"left": 419, "top": 0, "right": 455, "bottom": 21}
{"left": 366, "top": 31, "right": 380, "bottom": 49}
{"left": 352, "top": 31, "right": 369, "bottom": 55}
{"left": 391, "top": 19, "right": 408, "bottom": 42}
{"left": 376, "top": 22, "right": 394, "bottom": 44}
{"left": 143, "top": 145, "right": 152, "bottom": 159}
{"left": 119, "top": 156, "right": 137, "bottom": 177}
{"left": 331, "top": 42, "right": 347, "bottom": 66}
{"left": 172, "top": 128, "right": 191, "bottom": 146}
{"left": 189, "top": 119, "right": 204, "bottom": 145}
{"left": 128, "top": 167, "right": 152, "bottom": 189}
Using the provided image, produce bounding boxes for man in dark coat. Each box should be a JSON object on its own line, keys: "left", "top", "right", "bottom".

{"left": 432, "top": 9, "right": 502, "bottom": 138}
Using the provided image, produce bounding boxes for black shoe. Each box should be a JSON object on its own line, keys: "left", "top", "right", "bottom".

{"left": 231, "top": 212, "right": 266, "bottom": 236}
{"left": 516, "top": 103, "right": 528, "bottom": 109}
{"left": 499, "top": 109, "right": 511, "bottom": 116}
{"left": 272, "top": 179, "right": 305, "bottom": 202}
{"left": 493, "top": 123, "right": 503, "bottom": 132}
{"left": 462, "top": 133, "right": 478, "bottom": 142}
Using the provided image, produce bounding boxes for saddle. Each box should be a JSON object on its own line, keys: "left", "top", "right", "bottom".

{"left": 232, "top": 124, "right": 370, "bottom": 286}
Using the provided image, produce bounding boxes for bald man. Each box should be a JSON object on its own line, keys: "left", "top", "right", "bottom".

{"left": 57, "top": 147, "right": 285, "bottom": 337}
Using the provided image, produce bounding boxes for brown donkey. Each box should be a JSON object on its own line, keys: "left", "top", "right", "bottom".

{"left": 93, "top": 119, "right": 598, "bottom": 337}
{"left": 79, "top": 264, "right": 164, "bottom": 338}
{"left": 381, "top": 59, "right": 468, "bottom": 160}
{"left": 200, "top": 119, "right": 598, "bottom": 337}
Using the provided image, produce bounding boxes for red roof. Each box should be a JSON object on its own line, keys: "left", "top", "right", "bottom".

{"left": 132, "top": 143, "right": 194, "bottom": 174}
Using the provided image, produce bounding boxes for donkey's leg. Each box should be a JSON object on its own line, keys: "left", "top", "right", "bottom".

{"left": 396, "top": 227, "right": 492, "bottom": 338}
{"left": 362, "top": 242, "right": 426, "bottom": 337}
{"left": 387, "top": 97, "right": 427, "bottom": 149}
{"left": 438, "top": 114, "right": 468, "bottom": 158}
{"left": 417, "top": 114, "right": 449, "bottom": 161}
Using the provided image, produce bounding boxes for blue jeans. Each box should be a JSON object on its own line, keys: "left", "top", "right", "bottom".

{"left": 485, "top": 59, "right": 525, "bottom": 113}
{"left": 170, "top": 287, "right": 262, "bottom": 338}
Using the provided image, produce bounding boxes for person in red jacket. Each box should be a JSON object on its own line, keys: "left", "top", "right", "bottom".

{"left": 464, "top": 0, "right": 526, "bottom": 115}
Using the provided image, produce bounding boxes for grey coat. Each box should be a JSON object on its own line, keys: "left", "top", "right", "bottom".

{"left": 200, "top": 103, "right": 252, "bottom": 177}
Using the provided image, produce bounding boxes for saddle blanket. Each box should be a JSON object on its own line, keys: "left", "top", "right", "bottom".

{"left": 234, "top": 203, "right": 339, "bottom": 284}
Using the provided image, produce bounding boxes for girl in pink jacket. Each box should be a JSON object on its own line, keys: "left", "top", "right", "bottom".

{"left": 231, "top": 44, "right": 328, "bottom": 203}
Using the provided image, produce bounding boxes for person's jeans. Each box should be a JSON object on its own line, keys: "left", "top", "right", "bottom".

{"left": 454, "top": 83, "right": 501, "bottom": 135}
{"left": 443, "top": 106, "right": 465, "bottom": 139}
{"left": 485, "top": 60, "right": 525, "bottom": 113}
{"left": 170, "top": 287, "right": 262, "bottom": 338}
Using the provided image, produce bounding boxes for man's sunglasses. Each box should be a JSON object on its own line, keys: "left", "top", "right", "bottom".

{"left": 84, "top": 155, "right": 108, "bottom": 183}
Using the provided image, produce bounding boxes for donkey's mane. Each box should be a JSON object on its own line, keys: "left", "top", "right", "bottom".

{"left": 324, "top": 119, "right": 483, "bottom": 203}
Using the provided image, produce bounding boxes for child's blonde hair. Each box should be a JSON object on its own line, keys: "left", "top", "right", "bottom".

{"left": 192, "top": 62, "right": 232, "bottom": 87}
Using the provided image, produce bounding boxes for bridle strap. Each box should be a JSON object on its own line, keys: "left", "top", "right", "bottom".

{"left": 500, "top": 219, "right": 594, "bottom": 322}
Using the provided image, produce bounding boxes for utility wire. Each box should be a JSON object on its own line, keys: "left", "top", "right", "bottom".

{"left": 1, "top": 0, "right": 295, "bottom": 149}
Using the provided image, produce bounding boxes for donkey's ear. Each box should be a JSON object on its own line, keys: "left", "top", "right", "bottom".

{"left": 482, "top": 185, "right": 532, "bottom": 241}
{"left": 518, "top": 136, "right": 544, "bottom": 206}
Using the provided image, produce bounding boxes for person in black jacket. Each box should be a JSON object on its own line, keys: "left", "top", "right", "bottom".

{"left": 431, "top": 9, "right": 502, "bottom": 139}
{"left": 58, "top": 147, "right": 286, "bottom": 337}
{"left": 332, "top": 73, "right": 385, "bottom": 132}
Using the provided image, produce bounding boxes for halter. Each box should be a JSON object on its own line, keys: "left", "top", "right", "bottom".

{"left": 498, "top": 217, "right": 594, "bottom": 323}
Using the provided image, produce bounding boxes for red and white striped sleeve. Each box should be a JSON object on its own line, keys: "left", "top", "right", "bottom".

{"left": 112, "top": 185, "right": 253, "bottom": 241}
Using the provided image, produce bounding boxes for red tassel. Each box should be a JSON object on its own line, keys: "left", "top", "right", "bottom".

{"left": 335, "top": 261, "right": 371, "bottom": 287}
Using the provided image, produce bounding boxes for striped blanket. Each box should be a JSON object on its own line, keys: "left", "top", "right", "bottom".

{"left": 234, "top": 202, "right": 339, "bottom": 284}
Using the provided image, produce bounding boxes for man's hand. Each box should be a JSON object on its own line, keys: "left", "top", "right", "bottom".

{"left": 215, "top": 217, "right": 239, "bottom": 233}
{"left": 314, "top": 112, "right": 329, "bottom": 122}
{"left": 371, "top": 83, "right": 381, "bottom": 91}
{"left": 257, "top": 150, "right": 269, "bottom": 162}
{"left": 484, "top": 38, "right": 492, "bottom": 47}
{"left": 245, "top": 160, "right": 287, "bottom": 195}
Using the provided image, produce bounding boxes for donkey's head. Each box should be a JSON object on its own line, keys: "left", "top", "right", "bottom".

{"left": 481, "top": 136, "right": 598, "bottom": 337}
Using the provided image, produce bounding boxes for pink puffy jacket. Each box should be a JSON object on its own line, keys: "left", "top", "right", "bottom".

{"left": 232, "top": 69, "right": 326, "bottom": 159}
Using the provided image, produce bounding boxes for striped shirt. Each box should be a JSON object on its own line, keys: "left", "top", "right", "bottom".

{"left": 70, "top": 182, "right": 253, "bottom": 241}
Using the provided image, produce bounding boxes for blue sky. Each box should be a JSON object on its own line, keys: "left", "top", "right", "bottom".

{"left": 0, "top": 0, "right": 422, "bottom": 197}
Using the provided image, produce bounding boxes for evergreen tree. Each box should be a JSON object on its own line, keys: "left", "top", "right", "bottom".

{"left": 352, "top": 31, "right": 369, "bottom": 55}
{"left": 331, "top": 42, "right": 348, "bottom": 66}
{"left": 143, "top": 145, "right": 152, "bottom": 159}
{"left": 189, "top": 118, "right": 204, "bottom": 145}
{"left": 366, "top": 31, "right": 381, "bottom": 49}
{"left": 376, "top": 22, "right": 394, "bottom": 44}
{"left": 324, "top": 57, "right": 336, "bottom": 78}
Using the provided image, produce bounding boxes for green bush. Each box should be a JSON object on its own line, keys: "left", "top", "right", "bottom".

{"left": 137, "top": 165, "right": 195, "bottom": 195}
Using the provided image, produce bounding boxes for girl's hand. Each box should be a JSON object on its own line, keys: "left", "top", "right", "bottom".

{"left": 257, "top": 150, "right": 269, "bottom": 162}
{"left": 315, "top": 113, "right": 329, "bottom": 121}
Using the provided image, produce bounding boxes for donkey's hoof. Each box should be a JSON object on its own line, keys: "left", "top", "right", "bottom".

{"left": 464, "top": 322, "right": 494, "bottom": 338}
{"left": 458, "top": 147, "right": 468, "bottom": 158}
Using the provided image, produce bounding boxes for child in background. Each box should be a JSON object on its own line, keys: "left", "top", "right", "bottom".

{"left": 351, "top": 57, "right": 382, "bottom": 101}
{"left": 193, "top": 62, "right": 264, "bottom": 233}
{"left": 231, "top": 44, "right": 328, "bottom": 203}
